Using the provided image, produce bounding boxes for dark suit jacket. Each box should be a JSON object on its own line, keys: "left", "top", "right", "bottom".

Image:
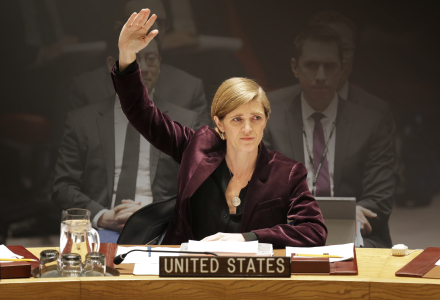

{"left": 68, "top": 64, "right": 212, "bottom": 128}
{"left": 52, "top": 94, "right": 198, "bottom": 220}
{"left": 268, "top": 83, "right": 396, "bottom": 137}
{"left": 111, "top": 63, "right": 327, "bottom": 248}
{"left": 264, "top": 92, "right": 396, "bottom": 248}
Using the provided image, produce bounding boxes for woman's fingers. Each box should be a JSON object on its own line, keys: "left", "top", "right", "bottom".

{"left": 201, "top": 232, "right": 246, "bottom": 242}
{"left": 145, "top": 29, "right": 159, "bottom": 43}
{"left": 143, "top": 13, "right": 157, "bottom": 29}
{"left": 201, "top": 233, "right": 222, "bottom": 241}
{"left": 218, "top": 234, "right": 245, "bottom": 242}
{"left": 132, "top": 9, "right": 150, "bottom": 27}
{"left": 125, "top": 12, "right": 138, "bottom": 27}
{"left": 201, "top": 235, "right": 217, "bottom": 241}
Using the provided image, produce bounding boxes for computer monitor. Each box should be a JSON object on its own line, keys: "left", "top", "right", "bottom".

{"left": 315, "top": 197, "right": 357, "bottom": 245}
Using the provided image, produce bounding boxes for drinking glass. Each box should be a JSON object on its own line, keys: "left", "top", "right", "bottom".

{"left": 39, "top": 250, "right": 59, "bottom": 278}
{"left": 60, "top": 208, "right": 100, "bottom": 262}
{"left": 60, "top": 253, "right": 83, "bottom": 277}
{"left": 83, "top": 252, "right": 106, "bottom": 277}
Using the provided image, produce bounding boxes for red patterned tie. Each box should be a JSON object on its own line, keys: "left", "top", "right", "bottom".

{"left": 311, "top": 113, "right": 331, "bottom": 197}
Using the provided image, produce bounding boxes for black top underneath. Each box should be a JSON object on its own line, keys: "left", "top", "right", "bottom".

{"left": 190, "top": 159, "right": 257, "bottom": 241}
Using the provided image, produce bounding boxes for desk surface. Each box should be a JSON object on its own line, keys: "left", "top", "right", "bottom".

{"left": 1, "top": 247, "right": 439, "bottom": 300}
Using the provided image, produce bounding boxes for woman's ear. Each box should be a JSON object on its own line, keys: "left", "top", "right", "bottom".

{"left": 213, "top": 116, "right": 224, "bottom": 132}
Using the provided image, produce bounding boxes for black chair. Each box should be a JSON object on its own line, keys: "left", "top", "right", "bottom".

{"left": 117, "top": 195, "right": 176, "bottom": 245}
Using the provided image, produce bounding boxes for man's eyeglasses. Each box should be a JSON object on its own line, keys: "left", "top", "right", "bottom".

{"left": 137, "top": 53, "right": 161, "bottom": 67}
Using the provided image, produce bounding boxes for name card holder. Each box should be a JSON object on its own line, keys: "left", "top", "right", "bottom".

{"left": 290, "top": 254, "right": 330, "bottom": 274}
{"left": 159, "top": 256, "right": 291, "bottom": 277}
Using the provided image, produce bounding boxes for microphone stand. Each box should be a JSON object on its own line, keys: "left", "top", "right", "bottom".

{"left": 114, "top": 249, "right": 219, "bottom": 264}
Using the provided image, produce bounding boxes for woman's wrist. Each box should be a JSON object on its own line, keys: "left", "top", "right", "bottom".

{"left": 118, "top": 50, "right": 136, "bottom": 72}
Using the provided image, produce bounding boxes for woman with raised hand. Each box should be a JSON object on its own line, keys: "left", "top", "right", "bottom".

{"left": 112, "top": 9, "right": 327, "bottom": 247}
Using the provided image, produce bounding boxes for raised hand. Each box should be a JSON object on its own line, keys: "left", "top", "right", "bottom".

{"left": 118, "top": 8, "right": 159, "bottom": 71}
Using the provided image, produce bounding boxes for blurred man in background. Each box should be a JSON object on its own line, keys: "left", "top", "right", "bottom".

{"left": 264, "top": 25, "right": 396, "bottom": 247}
{"left": 269, "top": 11, "right": 395, "bottom": 136}
{"left": 52, "top": 38, "right": 199, "bottom": 242}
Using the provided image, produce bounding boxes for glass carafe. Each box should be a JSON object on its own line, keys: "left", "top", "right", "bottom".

{"left": 60, "top": 208, "right": 100, "bottom": 262}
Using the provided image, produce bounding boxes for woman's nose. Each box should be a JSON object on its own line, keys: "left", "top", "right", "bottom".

{"left": 242, "top": 121, "right": 253, "bottom": 133}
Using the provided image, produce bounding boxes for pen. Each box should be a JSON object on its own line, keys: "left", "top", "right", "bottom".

{"left": 0, "top": 258, "right": 38, "bottom": 262}
{"left": 293, "top": 254, "right": 343, "bottom": 258}
{"left": 148, "top": 246, "right": 151, "bottom": 257}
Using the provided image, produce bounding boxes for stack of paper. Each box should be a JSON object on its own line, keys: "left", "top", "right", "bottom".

{"left": 181, "top": 241, "right": 273, "bottom": 256}
{"left": 0, "top": 244, "right": 24, "bottom": 263}
{"left": 187, "top": 240, "right": 259, "bottom": 253}
{"left": 435, "top": 259, "right": 440, "bottom": 266}
{"left": 286, "top": 243, "right": 354, "bottom": 263}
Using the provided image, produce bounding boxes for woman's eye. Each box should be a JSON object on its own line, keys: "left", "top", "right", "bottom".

{"left": 233, "top": 117, "right": 241, "bottom": 122}
{"left": 253, "top": 116, "right": 261, "bottom": 120}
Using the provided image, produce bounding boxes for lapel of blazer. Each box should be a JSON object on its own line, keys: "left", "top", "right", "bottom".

{"left": 240, "top": 142, "right": 270, "bottom": 232}
{"left": 181, "top": 149, "right": 225, "bottom": 202}
{"left": 97, "top": 95, "right": 116, "bottom": 202}
{"left": 285, "top": 94, "right": 305, "bottom": 163}
{"left": 149, "top": 93, "right": 170, "bottom": 186}
{"left": 180, "top": 129, "right": 226, "bottom": 202}
{"left": 333, "top": 96, "right": 354, "bottom": 195}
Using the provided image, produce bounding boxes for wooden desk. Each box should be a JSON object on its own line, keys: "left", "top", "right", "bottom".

{"left": 1, "top": 248, "right": 439, "bottom": 300}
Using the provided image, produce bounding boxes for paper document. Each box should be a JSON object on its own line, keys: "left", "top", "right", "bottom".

{"left": 0, "top": 244, "right": 24, "bottom": 263}
{"left": 181, "top": 242, "right": 273, "bottom": 256}
{"left": 133, "top": 263, "right": 160, "bottom": 275}
{"left": 436, "top": 259, "right": 440, "bottom": 266}
{"left": 116, "top": 246, "right": 180, "bottom": 264}
{"left": 286, "top": 243, "right": 354, "bottom": 263}
{"left": 187, "top": 240, "right": 259, "bottom": 253}
{"left": 257, "top": 243, "right": 274, "bottom": 256}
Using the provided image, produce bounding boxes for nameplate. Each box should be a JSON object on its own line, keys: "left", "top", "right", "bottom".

{"left": 159, "top": 256, "right": 291, "bottom": 277}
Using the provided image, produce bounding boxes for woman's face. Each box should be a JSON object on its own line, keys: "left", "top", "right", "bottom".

{"left": 215, "top": 99, "right": 267, "bottom": 154}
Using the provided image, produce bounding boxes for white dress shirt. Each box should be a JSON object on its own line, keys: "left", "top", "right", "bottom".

{"left": 93, "top": 92, "right": 155, "bottom": 227}
{"left": 301, "top": 92, "right": 338, "bottom": 197}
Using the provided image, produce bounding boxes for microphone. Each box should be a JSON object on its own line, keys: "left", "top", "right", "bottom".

{"left": 113, "top": 249, "right": 219, "bottom": 265}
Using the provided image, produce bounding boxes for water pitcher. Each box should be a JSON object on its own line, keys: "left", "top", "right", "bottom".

{"left": 60, "top": 208, "right": 100, "bottom": 261}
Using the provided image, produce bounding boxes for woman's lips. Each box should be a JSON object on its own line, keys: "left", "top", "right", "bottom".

{"left": 240, "top": 137, "right": 255, "bottom": 141}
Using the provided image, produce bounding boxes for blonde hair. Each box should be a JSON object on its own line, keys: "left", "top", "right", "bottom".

{"left": 211, "top": 78, "right": 270, "bottom": 132}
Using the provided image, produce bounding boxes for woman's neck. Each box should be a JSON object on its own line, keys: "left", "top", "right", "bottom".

{"left": 225, "top": 147, "right": 258, "bottom": 177}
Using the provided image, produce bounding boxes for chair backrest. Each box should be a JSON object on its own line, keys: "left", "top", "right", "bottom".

{"left": 117, "top": 195, "right": 176, "bottom": 245}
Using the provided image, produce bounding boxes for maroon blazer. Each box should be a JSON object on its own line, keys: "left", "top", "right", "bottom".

{"left": 111, "top": 64, "right": 327, "bottom": 248}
